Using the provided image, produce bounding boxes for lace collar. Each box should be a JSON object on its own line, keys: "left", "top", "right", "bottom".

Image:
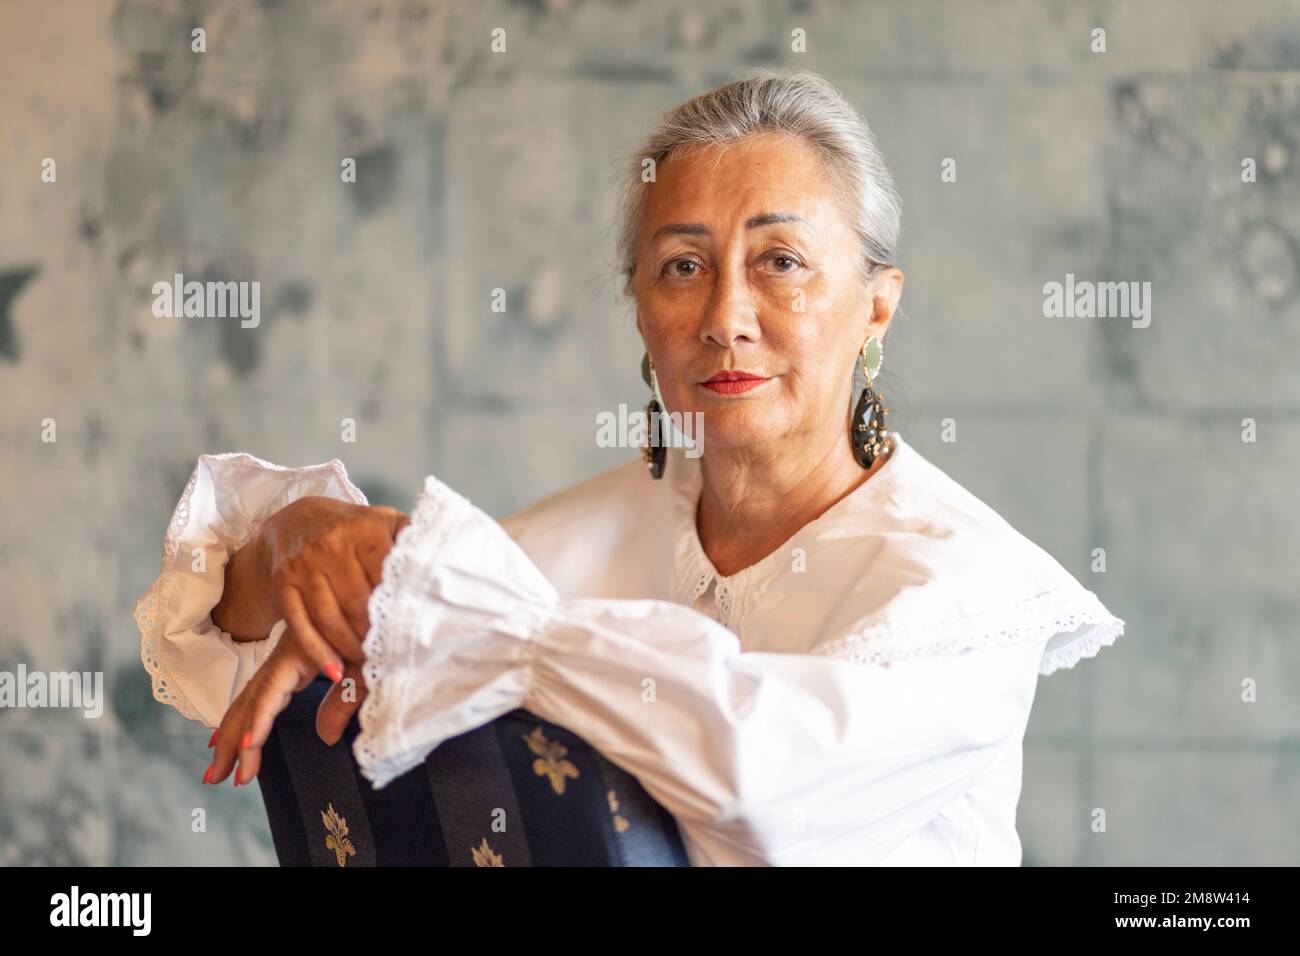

{"left": 663, "top": 431, "right": 1124, "bottom": 674}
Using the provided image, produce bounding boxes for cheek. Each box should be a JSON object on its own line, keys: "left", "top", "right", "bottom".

{"left": 772, "top": 325, "right": 856, "bottom": 407}
{"left": 770, "top": 310, "right": 839, "bottom": 375}
{"left": 636, "top": 311, "right": 684, "bottom": 366}
{"left": 654, "top": 330, "right": 699, "bottom": 377}
{"left": 638, "top": 325, "right": 697, "bottom": 402}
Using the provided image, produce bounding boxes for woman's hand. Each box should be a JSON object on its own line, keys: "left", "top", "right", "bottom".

{"left": 260, "top": 496, "right": 409, "bottom": 677}
{"left": 205, "top": 496, "right": 408, "bottom": 777}
{"left": 203, "top": 625, "right": 369, "bottom": 787}
{"left": 214, "top": 496, "right": 409, "bottom": 681}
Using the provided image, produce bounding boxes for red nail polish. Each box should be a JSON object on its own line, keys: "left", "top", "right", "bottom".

{"left": 240, "top": 730, "right": 252, "bottom": 749}
{"left": 232, "top": 765, "right": 241, "bottom": 787}
{"left": 324, "top": 661, "right": 343, "bottom": 683}
{"left": 207, "top": 729, "right": 218, "bottom": 748}
{"left": 202, "top": 763, "right": 214, "bottom": 785}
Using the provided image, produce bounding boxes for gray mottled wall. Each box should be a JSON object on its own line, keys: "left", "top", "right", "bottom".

{"left": 1, "top": 0, "right": 1297, "bottom": 865}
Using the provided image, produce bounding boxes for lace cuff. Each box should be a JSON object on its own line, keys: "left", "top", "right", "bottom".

{"left": 356, "top": 474, "right": 560, "bottom": 789}
{"left": 809, "top": 584, "right": 1125, "bottom": 676}
{"left": 134, "top": 453, "right": 367, "bottom": 726}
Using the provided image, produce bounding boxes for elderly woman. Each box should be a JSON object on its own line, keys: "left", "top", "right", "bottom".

{"left": 135, "top": 70, "right": 1123, "bottom": 866}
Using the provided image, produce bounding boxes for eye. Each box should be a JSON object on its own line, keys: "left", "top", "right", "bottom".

{"left": 765, "top": 252, "right": 803, "bottom": 274}
{"left": 662, "top": 257, "right": 702, "bottom": 278}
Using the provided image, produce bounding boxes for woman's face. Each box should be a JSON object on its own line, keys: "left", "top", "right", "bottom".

{"left": 632, "top": 131, "right": 903, "bottom": 460}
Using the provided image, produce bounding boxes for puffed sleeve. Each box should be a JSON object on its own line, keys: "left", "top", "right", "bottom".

{"left": 356, "top": 475, "right": 1059, "bottom": 866}
{"left": 134, "top": 453, "right": 368, "bottom": 728}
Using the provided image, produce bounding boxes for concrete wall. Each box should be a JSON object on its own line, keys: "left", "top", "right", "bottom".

{"left": 1, "top": 0, "right": 1297, "bottom": 865}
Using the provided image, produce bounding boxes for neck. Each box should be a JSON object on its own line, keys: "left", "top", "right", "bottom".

{"left": 695, "top": 428, "right": 884, "bottom": 578}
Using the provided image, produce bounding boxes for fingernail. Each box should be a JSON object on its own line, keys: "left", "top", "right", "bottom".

{"left": 240, "top": 730, "right": 252, "bottom": 749}
{"left": 207, "top": 728, "right": 218, "bottom": 748}
{"left": 232, "top": 765, "right": 241, "bottom": 787}
{"left": 202, "top": 763, "right": 214, "bottom": 785}
{"left": 324, "top": 661, "right": 344, "bottom": 683}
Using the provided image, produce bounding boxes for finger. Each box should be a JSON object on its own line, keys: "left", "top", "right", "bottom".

{"left": 334, "top": 553, "right": 376, "bottom": 644}
{"left": 353, "top": 510, "right": 408, "bottom": 588}
{"left": 354, "top": 536, "right": 387, "bottom": 589}
{"left": 315, "top": 661, "right": 368, "bottom": 746}
{"left": 208, "top": 691, "right": 249, "bottom": 785}
{"left": 281, "top": 583, "right": 345, "bottom": 683}
{"left": 370, "top": 505, "right": 401, "bottom": 535}
{"left": 304, "top": 571, "right": 365, "bottom": 663}
{"left": 236, "top": 645, "right": 314, "bottom": 785}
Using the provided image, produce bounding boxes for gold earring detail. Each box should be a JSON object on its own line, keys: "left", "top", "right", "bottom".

{"left": 850, "top": 336, "right": 891, "bottom": 468}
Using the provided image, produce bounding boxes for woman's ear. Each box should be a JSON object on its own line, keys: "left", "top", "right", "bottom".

{"left": 868, "top": 267, "right": 905, "bottom": 337}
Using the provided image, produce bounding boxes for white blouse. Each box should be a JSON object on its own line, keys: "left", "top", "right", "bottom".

{"left": 134, "top": 431, "right": 1124, "bottom": 866}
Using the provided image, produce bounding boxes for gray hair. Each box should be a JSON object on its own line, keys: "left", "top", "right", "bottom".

{"left": 614, "top": 68, "right": 902, "bottom": 299}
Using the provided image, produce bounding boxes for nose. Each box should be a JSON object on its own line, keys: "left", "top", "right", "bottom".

{"left": 698, "top": 259, "right": 761, "bottom": 349}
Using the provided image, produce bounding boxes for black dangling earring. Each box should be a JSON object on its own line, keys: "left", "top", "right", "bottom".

{"left": 641, "top": 351, "right": 666, "bottom": 479}
{"left": 851, "top": 336, "right": 891, "bottom": 469}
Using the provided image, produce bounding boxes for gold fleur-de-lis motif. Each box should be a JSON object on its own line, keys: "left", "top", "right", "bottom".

{"left": 321, "top": 803, "right": 356, "bottom": 867}
{"left": 607, "top": 789, "right": 630, "bottom": 833}
{"left": 523, "top": 726, "right": 579, "bottom": 795}
{"left": 471, "top": 837, "right": 504, "bottom": 867}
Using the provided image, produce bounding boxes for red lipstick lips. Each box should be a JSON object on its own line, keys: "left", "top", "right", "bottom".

{"left": 701, "top": 370, "right": 770, "bottom": 395}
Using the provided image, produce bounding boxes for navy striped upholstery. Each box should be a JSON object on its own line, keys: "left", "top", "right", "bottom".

{"left": 256, "top": 676, "right": 690, "bottom": 866}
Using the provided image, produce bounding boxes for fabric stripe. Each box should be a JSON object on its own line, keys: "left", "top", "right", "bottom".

{"left": 424, "top": 717, "right": 532, "bottom": 867}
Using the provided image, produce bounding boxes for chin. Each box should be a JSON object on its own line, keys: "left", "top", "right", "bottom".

{"left": 694, "top": 407, "right": 782, "bottom": 450}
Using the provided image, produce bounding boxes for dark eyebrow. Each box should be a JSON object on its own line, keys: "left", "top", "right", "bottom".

{"left": 650, "top": 212, "right": 813, "bottom": 241}
{"left": 746, "top": 211, "right": 812, "bottom": 230}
